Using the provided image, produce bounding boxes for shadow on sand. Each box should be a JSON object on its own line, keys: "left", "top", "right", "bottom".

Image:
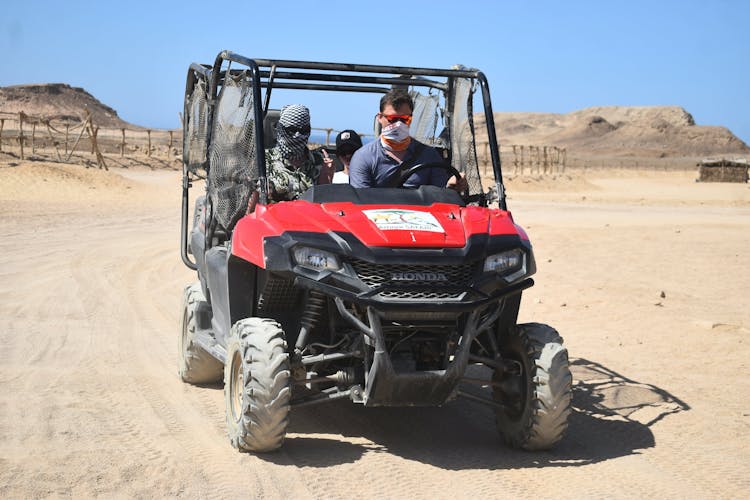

{"left": 265, "top": 357, "right": 689, "bottom": 470}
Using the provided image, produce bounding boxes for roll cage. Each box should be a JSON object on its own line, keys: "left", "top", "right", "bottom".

{"left": 181, "top": 50, "right": 508, "bottom": 269}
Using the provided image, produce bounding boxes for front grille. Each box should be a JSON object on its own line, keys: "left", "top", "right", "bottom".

{"left": 257, "top": 275, "right": 300, "bottom": 312}
{"left": 379, "top": 289, "right": 463, "bottom": 300}
{"left": 349, "top": 260, "right": 479, "bottom": 300}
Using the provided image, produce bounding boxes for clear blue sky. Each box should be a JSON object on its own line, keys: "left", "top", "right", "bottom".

{"left": 2, "top": 0, "right": 749, "bottom": 144}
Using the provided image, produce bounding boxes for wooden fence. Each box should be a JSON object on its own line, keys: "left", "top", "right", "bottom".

{"left": 0, "top": 111, "right": 181, "bottom": 169}
{"left": 1, "top": 113, "right": 702, "bottom": 173}
{"left": 476, "top": 141, "right": 567, "bottom": 176}
{"left": 478, "top": 141, "right": 702, "bottom": 173}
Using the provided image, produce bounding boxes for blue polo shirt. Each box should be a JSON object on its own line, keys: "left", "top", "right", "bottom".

{"left": 348, "top": 138, "right": 448, "bottom": 188}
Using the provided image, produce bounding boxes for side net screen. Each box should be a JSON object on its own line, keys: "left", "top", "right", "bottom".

{"left": 410, "top": 92, "right": 440, "bottom": 144}
{"left": 208, "top": 70, "right": 258, "bottom": 231}
{"left": 184, "top": 78, "right": 209, "bottom": 174}
{"left": 451, "top": 78, "right": 482, "bottom": 196}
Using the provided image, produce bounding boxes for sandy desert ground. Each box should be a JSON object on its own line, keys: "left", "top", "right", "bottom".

{"left": 0, "top": 159, "right": 748, "bottom": 498}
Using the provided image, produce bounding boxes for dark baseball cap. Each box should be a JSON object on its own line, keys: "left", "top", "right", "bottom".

{"left": 335, "top": 129, "right": 362, "bottom": 153}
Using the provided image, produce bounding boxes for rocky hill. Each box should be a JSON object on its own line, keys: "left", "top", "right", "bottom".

{"left": 476, "top": 106, "right": 749, "bottom": 158}
{"left": 0, "top": 83, "right": 139, "bottom": 129}
{"left": 2, "top": 84, "right": 747, "bottom": 159}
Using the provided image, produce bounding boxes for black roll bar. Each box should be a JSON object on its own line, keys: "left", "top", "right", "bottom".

{"left": 180, "top": 50, "right": 508, "bottom": 269}
{"left": 180, "top": 63, "right": 213, "bottom": 270}
{"left": 256, "top": 70, "right": 448, "bottom": 91}
{"left": 476, "top": 72, "right": 506, "bottom": 210}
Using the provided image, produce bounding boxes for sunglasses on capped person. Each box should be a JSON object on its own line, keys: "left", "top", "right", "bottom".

{"left": 282, "top": 124, "right": 311, "bottom": 135}
{"left": 381, "top": 114, "right": 413, "bottom": 125}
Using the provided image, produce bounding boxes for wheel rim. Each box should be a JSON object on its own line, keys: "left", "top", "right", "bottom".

{"left": 229, "top": 350, "right": 244, "bottom": 423}
{"left": 493, "top": 357, "right": 527, "bottom": 419}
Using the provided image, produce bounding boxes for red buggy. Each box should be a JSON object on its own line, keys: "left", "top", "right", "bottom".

{"left": 179, "top": 51, "right": 572, "bottom": 452}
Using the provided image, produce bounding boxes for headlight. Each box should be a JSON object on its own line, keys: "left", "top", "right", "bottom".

{"left": 484, "top": 249, "right": 524, "bottom": 276}
{"left": 293, "top": 246, "right": 341, "bottom": 272}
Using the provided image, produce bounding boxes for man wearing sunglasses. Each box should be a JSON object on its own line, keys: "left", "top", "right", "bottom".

{"left": 349, "top": 89, "right": 461, "bottom": 190}
{"left": 265, "top": 104, "right": 334, "bottom": 202}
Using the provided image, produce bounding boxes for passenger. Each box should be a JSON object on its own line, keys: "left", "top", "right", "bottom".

{"left": 265, "top": 104, "right": 334, "bottom": 201}
{"left": 348, "top": 89, "right": 466, "bottom": 190}
{"left": 332, "top": 129, "right": 362, "bottom": 184}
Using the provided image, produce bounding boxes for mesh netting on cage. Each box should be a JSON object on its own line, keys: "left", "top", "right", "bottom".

{"left": 410, "top": 91, "right": 439, "bottom": 144}
{"left": 208, "top": 70, "right": 258, "bottom": 231}
{"left": 184, "top": 78, "right": 209, "bottom": 174}
{"left": 450, "top": 77, "right": 482, "bottom": 195}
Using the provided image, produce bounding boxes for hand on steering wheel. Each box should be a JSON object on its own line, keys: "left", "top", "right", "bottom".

{"left": 396, "top": 162, "right": 468, "bottom": 198}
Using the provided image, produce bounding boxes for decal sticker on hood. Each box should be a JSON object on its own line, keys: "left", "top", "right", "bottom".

{"left": 363, "top": 209, "right": 444, "bottom": 233}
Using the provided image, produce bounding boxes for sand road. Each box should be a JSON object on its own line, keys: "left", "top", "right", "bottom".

{"left": 1, "top": 162, "right": 748, "bottom": 498}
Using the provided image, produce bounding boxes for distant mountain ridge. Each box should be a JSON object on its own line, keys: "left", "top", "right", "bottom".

{"left": 0, "top": 83, "right": 140, "bottom": 129}
{"left": 1, "top": 84, "right": 747, "bottom": 157}
{"left": 477, "top": 105, "right": 749, "bottom": 158}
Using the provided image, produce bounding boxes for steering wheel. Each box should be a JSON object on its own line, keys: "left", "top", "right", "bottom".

{"left": 396, "top": 162, "right": 464, "bottom": 192}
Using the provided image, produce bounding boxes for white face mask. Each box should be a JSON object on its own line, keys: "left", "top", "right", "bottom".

{"left": 380, "top": 121, "right": 411, "bottom": 151}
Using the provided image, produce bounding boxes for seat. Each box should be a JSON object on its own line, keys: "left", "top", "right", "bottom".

{"left": 263, "top": 109, "right": 280, "bottom": 149}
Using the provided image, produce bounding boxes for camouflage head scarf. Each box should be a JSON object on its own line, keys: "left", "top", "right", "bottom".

{"left": 276, "top": 104, "right": 311, "bottom": 161}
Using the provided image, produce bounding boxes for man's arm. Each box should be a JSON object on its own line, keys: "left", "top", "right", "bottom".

{"left": 316, "top": 149, "right": 334, "bottom": 184}
{"left": 422, "top": 146, "right": 451, "bottom": 187}
{"left": 348, "top": 148, "right": 373, "bottom": 188}
{"left": 267, "top": 149, "right": 315, "bottom": 201}
{"left": 422, "top": 146, "right": 467, "bottom": 191}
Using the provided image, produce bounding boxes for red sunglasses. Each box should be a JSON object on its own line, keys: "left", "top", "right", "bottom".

{"left": 381, "top": 113, "right": 413, "bottom": 125}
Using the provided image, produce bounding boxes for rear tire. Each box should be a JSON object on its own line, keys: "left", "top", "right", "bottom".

{"left": 225, "top": 318, "right": 291, "bottom": 452}
{"left": 493, "top": 322, "right": 572, "bottom": 450}
{"left": 179, "top": 283, "right": 223, "bottom": 384}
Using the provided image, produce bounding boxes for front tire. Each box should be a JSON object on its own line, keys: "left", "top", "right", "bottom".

{"left": 225, "top": 318, "right": 291, "bottom": 452}
{"left": 493, "top": 323, "right": 572, "bottom": 450}
{"left": 179, "top": 283, "right": 223, "bottom": 384}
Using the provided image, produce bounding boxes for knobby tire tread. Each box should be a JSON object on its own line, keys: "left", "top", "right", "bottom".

{"left": 179, "top": 282, "right": 223, "bottom": 384}
{"left": 225, "top": 317, "right": 291, "bottom": 452}
{"left": 495, "top": 322, "right": 572, "bottom": 450}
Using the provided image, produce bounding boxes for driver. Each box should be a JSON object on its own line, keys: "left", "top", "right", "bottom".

{"left": 349, "top": 89, "right": 463, "bottom": 190}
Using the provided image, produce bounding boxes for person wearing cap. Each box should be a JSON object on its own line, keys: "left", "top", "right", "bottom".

{"left": 348, "top": 89, "right": 465, "bottom": 190}
{"left": 264, "top": 104, "right": 334, "bottom": 202}
{"left": 332, "top": 129, "right": 362, "bottom": 184}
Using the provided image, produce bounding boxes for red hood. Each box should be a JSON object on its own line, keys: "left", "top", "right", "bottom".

{"left": 232, "top": 200, "right": 523, "bottom": 265}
